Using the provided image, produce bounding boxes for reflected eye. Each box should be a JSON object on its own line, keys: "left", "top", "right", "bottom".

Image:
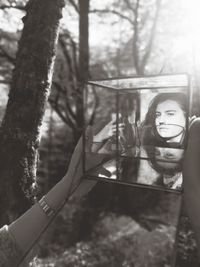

{"left": 165, "top": 152, "right": 175, "bottom": 159}
{"left": 166, "top": 111, "right": 176, "bottom": 116}
{"left": 155, "top": 112, "right": 161, "bottom": 118}
{"left": 155, "top": 149, "right": 161, "bottom": 156}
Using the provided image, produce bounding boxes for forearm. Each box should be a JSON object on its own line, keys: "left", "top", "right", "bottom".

{"left": 7, "top": 134, "right": 96, "bottom": 265}
{"left": 8, "top": 177, "right": 70, "bottom": 256}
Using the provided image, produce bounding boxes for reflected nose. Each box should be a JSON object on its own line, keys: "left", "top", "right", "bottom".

{"left": 157, "top": 114, "right": 166, "bottom": 125}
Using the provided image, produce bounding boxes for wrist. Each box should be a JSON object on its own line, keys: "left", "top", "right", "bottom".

{"left": 38, "top": 196, "right": 55, "bottom": 217}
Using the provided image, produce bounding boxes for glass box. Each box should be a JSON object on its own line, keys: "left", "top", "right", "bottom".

{"left": 83, "top": 74, "right": 191, "bottom": 193}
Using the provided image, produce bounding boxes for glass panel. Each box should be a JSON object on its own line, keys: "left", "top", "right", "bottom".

{"left": 89, "top": 74, "right": 188, "bottom": 90}
{"left": 84, "top": 74, "right": 190, "bottom": 193}
{"left": 84, "top": 83, "right": 118, "bottom": 180}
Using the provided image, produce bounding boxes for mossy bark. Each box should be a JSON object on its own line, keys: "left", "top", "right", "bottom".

{"left": 0, "top": 0, "right": 65, "bottom": 225}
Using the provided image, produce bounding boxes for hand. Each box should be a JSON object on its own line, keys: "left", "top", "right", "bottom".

{"left": 93, "top": 115, "right": 124, "bottom": 142}
{"left": 63, "top": 126, "right": 97, "bottom": 200}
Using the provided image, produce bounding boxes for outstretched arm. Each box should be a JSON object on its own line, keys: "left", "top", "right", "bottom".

{"left": 7, "top": 133, "right": 96, "bottom": 266}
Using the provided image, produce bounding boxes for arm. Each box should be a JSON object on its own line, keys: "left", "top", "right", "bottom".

{"left": 8, "top": 134, "right": 96, "bottom": 266}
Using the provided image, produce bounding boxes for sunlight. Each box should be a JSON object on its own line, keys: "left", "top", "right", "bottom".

{"left": 180, "top": 0, "right": 200, "bottom": 71}
{"left": 159, "top": 0, "right": 200, "bottom": 74}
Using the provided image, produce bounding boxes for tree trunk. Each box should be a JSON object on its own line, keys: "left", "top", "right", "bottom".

{"left": 0, "top": 0, "right": 65, "bottom": 225}
{"left": 75, "top": 0, "right": 89, "bottom": 141}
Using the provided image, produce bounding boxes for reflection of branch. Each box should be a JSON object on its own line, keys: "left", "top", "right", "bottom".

{"left": 90, "top": 9, "right": 134, "bottom": 25}
{"left": 0, "top": 5, "right": 25, "bottom": 11}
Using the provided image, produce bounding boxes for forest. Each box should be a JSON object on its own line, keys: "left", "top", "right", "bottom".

{"left": 0, "top": 0, "right": 200, "bottom": 266}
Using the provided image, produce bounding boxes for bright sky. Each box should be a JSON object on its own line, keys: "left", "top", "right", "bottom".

{"left": 1, "top": 0, "right": 200, "bottom": 74}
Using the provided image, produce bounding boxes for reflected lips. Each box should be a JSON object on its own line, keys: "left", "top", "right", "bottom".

{"left": 157, "top": 126, "right": 168, "bottom": 130}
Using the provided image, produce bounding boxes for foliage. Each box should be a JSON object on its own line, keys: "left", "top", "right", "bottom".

{"left": 176, "top": 215, "right": 199, "bottom": 267}
{"left": 33, "top": 192, "right": 180, "bottom": 266}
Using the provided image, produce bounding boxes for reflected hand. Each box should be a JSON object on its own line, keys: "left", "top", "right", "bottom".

{"left": 93, "top": 115, "right": 124, "bottom": 142}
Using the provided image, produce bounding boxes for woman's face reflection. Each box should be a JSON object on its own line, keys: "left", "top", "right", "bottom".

{"left": 154, "top": 147, "right": 184, "bottom": 169}
{"left": 155, "top": 100, "right": 186, "bottom": 139}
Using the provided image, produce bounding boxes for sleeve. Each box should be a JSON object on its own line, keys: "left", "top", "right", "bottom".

{"left": 0, "top": 225, "right": 23, "bottom": 267}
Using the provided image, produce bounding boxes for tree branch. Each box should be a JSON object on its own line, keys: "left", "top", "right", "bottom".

{"left": 59, "top": 32, "right": 79, "bottom": 80}
{"left": 67, "top": 0, "right": 79, "bottom": 13}
{"left": 0, "top": 5, "right": 25, "bottom": 11}
{"left": 65, "top": 90, "right": 77, "bottom": 121}
{"left": 49, "top": 98, "right": 68, "bottom": 124}
{"left": 141, "top": 0, "right": 162, "bottom": 70}
{"left": 64, "top": 93, "right": 75, "bottom": 116}
{"left": 132, "top": 0, "right": 141, "bottom": 74}
{"left": 59, "top": 35, "right": 76, "bottom": 78}
{"left": 124, "top": 0, "right": 136, "bottom": 15}
{"left": 90, "top": 9, "right": 134, "bottom": 25}
{"left": 50, "top": 82, "right": 77, "bottom": 130}
{"left": 52, "top": 81, "right": 66, "bottom": 95}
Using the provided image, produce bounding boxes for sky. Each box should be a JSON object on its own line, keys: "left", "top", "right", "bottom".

{"left": 0, "top": 1, "right": 132, "bottom": 50}
{"left": 1, "top": 0, "right": 200, "bottom": 75}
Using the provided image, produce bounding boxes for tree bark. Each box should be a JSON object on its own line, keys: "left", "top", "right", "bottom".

{"left": 0, "top": 0, "right": 65, "bottom": 225}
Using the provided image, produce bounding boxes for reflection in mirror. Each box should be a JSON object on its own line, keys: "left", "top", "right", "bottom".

{"left": 140, "top": 146, "right": 184, "bottom": 190}
{"left": 91, "top": 91, "right": 140, "bottom": 157}
{"left": 86, "top": 145, "right": 183, "bottom": 192}
{"left": 141, "top": 93, "right": 187, "bottom": 148}
{"left": 118, "top": 146, "right": 183, "bottom": 191}
{"left": 85, "top": 156, "right": 117, "bottom": 180}
{"left": 84, "top": 75, "right": 190, "bottom": 192}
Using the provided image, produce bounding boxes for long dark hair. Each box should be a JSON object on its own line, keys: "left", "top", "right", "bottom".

{"left": 142, "top": 93, "right": 188, "bottom": 148}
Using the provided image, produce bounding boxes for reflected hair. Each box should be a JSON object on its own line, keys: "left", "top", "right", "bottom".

{"left": 142, "top": 92, "right": 188, "bottom": 147}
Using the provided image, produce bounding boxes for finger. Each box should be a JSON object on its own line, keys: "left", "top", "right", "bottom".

{"left": 112, "top": 124, "right": 117, "bottom": 130}
{"left": 111, "top": 113, "right": 117, "bottom": 122}
{"left": 112, "top": 123, "right": 124, "bottom": 129}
